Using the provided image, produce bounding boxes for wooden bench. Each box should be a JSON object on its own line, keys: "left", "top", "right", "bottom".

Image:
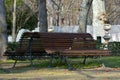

{"left": 23, "top": 32, "right": 111, "bottom": 69}
{"left": 4, "top": 32, "right": 111, "bottom": 69}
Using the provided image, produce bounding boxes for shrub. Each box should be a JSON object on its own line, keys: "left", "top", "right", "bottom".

{"left": 96, "top": 41, "right": 120, "bottom": 56}
{"left": 108, "top": 42, "right": 120, "bottom": 56}
{"left": 7, "top": 42, "right": 18, "bottom": 51}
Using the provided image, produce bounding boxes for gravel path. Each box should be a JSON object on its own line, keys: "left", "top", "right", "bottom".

{"left": 0, "top": 61, "right": 120, "bottom": 80}
{"left": 0, "top": 67, "right": 120, "bottom": 80}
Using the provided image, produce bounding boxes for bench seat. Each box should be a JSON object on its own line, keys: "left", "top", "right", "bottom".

{"left": 59, "top": 50, "right": 111, "bottom": 56}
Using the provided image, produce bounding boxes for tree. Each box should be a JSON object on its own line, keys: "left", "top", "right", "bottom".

{"left": 47, "top": 0, "right": 82, "bottom": 27}
{"left": 77, "top": 0, "right": 93, "bottom": 33}
{"left": 23, "top": 0, "right": 38, "bottom": 13}
{"left": 105, "top": 0, "right": 120, "bottom": 25}
{"left": 0, "top": 0, "right": 7, "bottom": 61}
{"left": 38, "top": 0, "right": 48, "bottom": 32}
{"left": 12, "top": 0, "right": 16, "bottom": 42}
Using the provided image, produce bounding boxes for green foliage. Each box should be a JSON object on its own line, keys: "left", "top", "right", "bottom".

{"left": 24, "top": 14, "right": 37, "bottom": 30}
{"left": 95, "top": 40, "right": 105, "bottom": 50}
{"left": 5, "top": 0, "right": 37, "bottom": 35}
{"left": 7, "top": 42, "right": 18, "bottom": 51}
{"left": 5, "top": 0, "right": 23, "bottom": 34}
{"left": 95, "top": 38, "right": 120, "bottom": 56}
{"left": 108, "top": 42, "right": 120, "bottom": 50}
{"left": 108, "top": 42, "right": 120, "bottom": 56}
{"left": 6, "top": 42, "right": 19, "bottom": 60}
{"left": 4, "top": 0, "right": 13, "bottom": 34}
{"left": 96, "top": 41, "right": 120, "bottom": 56}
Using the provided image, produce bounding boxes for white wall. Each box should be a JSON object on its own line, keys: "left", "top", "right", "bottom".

{"left": 51, "top": 25, "right": 120, "bottom": 42}
{"left": 8, "top": 25, "right": 120, "bottom": 42}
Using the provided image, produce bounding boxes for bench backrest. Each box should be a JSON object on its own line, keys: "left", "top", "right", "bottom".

{"left": 23, "top": 32, "right": 96, "bottom": 52}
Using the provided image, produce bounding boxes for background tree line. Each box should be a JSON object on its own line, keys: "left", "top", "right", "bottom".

{"left": 0, "top": 0, "right": 119, "bottom": 61}
{"left": 5, "top": 0, "right": 120, "bottom": 36}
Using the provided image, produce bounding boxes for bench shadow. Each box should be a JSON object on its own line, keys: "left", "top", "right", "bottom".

{"left": 0, "top": 60, "right": 50, "bottom": 74}
{"left": 1, "top": 56, "right": 119, "bottom": 74}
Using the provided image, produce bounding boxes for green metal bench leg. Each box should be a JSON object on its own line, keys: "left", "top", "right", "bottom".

{"left": 48, "top": 55, "right": 54, "bottom": 68}
{"left": 99, "top": 56, "right": 106, "bottom": 68}
{"left": 29, "top": 37, "right": 33, "bottom": 67}
{"left": 30, "top": 56, "right": 33, "bottom": 67}
{"left": 83, "top": 56, "right": 87, "bottom": 64}
{"left": 64, "top": 56, "right": 73, "bottom": 70}
{"left": 12, "top": 57, "right": 18, "bottom": 68}
{"left": 58, "top": 56, "right": 63, "bottom": 62}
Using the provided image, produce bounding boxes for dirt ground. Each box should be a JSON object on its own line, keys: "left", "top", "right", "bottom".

{"left": 0, "top": 68, "right": 120, "bottom": 80}
{"left": 0, "top": 63, "right": 120, "bottom": 80}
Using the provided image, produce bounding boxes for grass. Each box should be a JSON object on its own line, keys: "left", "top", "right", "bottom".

{"left": 0, "top": 56, "right": 120, "bottom": 70}
{"left": 102, "top": 56, "right": 120, "bottom": 68}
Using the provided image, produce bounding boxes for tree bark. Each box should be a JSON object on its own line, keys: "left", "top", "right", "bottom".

{"left": 0, "top": 0, "right": 7, "bottom": 61}
{"left": 12, "top": 0, "right": 16, "bottom": 42}
{"left": 38, "top": 0, "right": 48, "bottom": 32}
{"left": 78, "top": 0, "right": 93, "bottom": 33}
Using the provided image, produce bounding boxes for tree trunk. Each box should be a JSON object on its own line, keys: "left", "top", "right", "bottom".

{"left": 92, "top": 0, "right": 106, "bottom": 42}
{"left": 0, "top": 0, "right": 7, "bottom": 61}
{"left": 12, "top": 0, "right": 16, "bottom": 42}
{"left": 78, "top": 0, "right": 93, "bottom": 33}
{"left": 38, "top": 0, "right": 48, "bottom": 32}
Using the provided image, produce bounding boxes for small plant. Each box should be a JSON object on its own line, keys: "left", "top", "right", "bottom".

{"left": 108, "top": 42, "right": 120, "bottom": 56}
{"left": 7, "top": 42, "right": 18, "bottom": 51}
{"left": 96, "top": 41, "right": 120, "bottom": 56}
